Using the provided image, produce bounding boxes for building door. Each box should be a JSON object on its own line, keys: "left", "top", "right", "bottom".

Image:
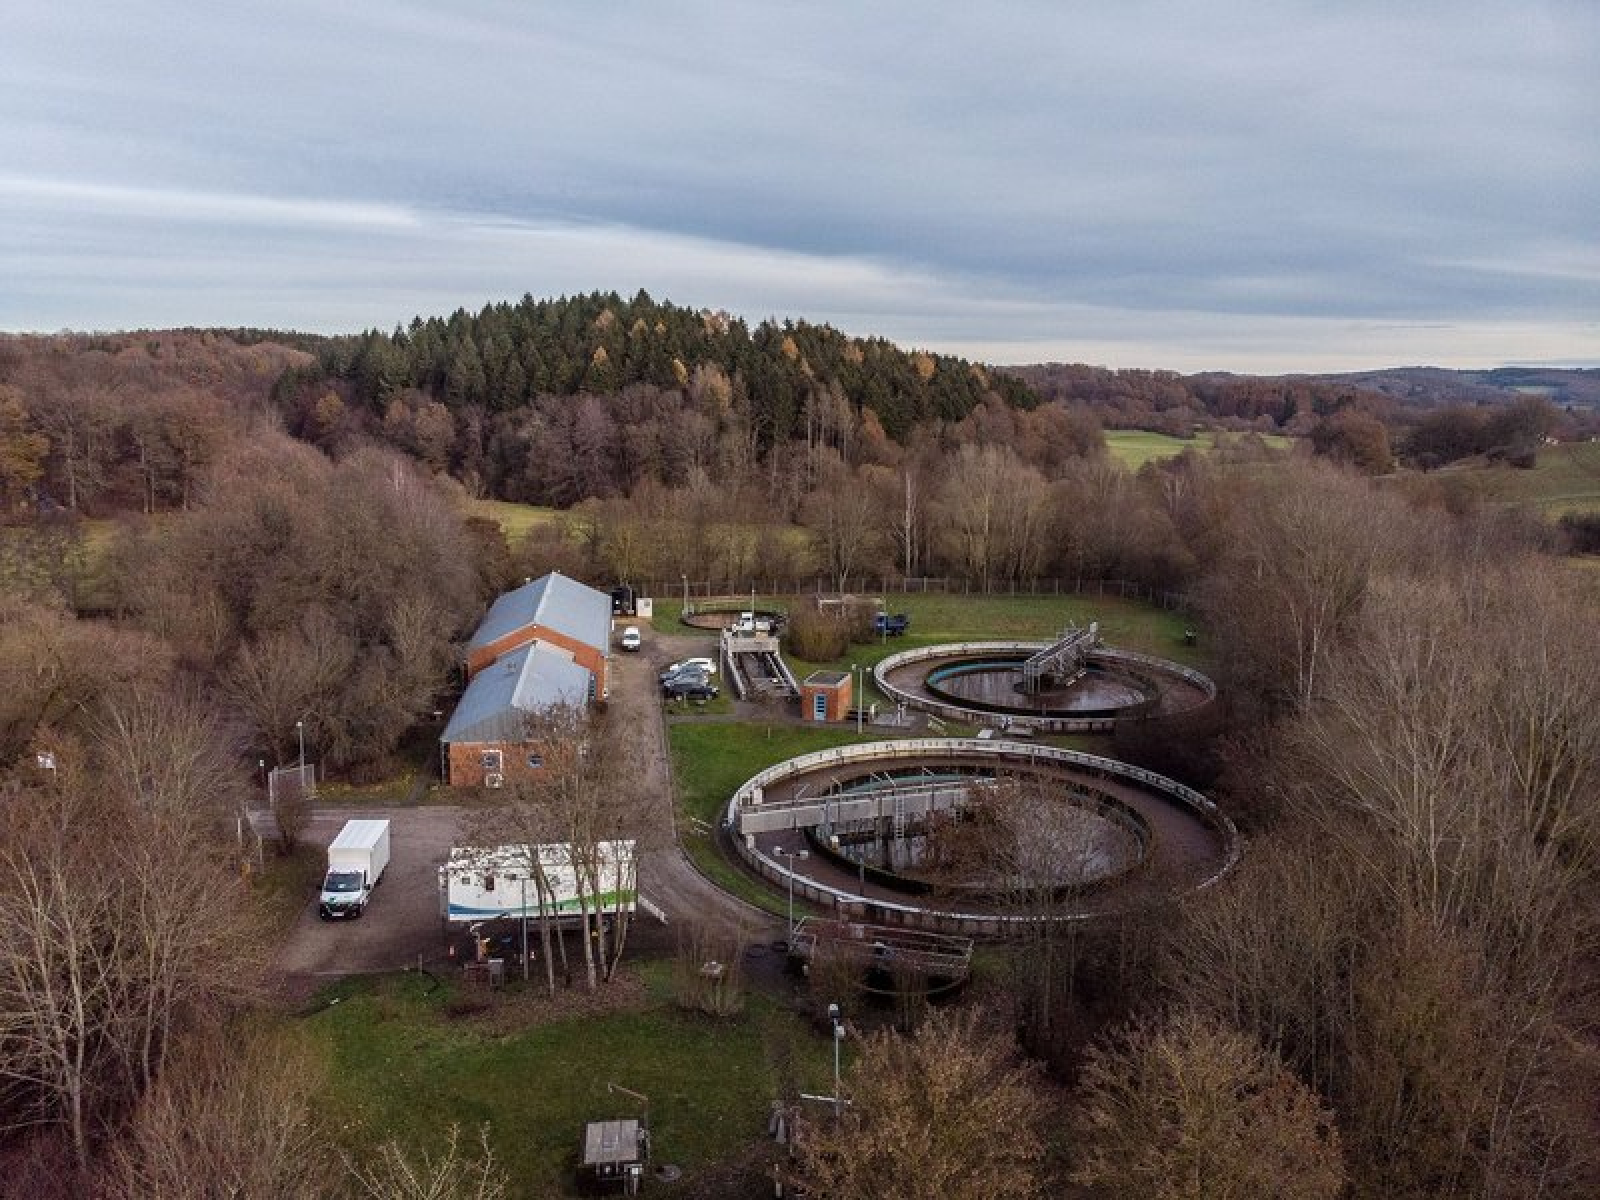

{"left": 813, "top": 692, "right": 828, "bottom": 721}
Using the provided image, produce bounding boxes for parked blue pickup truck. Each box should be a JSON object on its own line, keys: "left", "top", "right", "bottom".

{"left": 874, "top": 612, "right": 911, "bottom": 636}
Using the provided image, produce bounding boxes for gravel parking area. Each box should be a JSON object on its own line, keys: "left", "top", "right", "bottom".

{"left": 270, "top": 805, "right": 464, "bottom": 999}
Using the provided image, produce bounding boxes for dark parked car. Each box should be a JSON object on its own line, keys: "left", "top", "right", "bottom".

{"left": 874, "top": 612, "right": 911, "bottom": 635}
{"left": 659, "top": 666, "right": 711, "bottom": 690}
{"left": 663, "top": 678, "right": 719, "bottom": 701}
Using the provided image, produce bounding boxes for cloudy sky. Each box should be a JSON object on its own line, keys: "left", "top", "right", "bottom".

{"left": 4, "top": 1, "right": 1596, "bottom": 372}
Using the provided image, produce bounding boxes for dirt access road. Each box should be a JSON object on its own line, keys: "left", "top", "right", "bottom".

{"left": 268, "top": 619, "right": 775, "bottom": 1000}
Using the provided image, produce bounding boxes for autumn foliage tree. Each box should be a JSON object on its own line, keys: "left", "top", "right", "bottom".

{"left": 124, "top": 435, "right": 480, "bottom": 772}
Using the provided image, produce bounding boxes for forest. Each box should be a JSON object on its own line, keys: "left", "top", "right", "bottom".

{"left": 1, "top": 316, "right": 1598, "bottom": 1197}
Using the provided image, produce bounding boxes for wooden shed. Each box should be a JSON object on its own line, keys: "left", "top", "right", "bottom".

{"left": 800, "top": 669, "right": 853, "bottom": 723}
{"left": 581, "top": 1118, "right": 648, "bottom": 1193}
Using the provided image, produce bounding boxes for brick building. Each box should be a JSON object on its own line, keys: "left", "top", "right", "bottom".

{"left": 442, "top": 572, "right": 612, "bottom": 787}
{"left": 463, "top": 571, "right": 613, "bottom": 698}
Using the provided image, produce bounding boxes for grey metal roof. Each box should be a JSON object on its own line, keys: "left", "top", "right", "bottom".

{"left": 467, "top": 572, "right": 612, "bottom": 657}
{"left": 441, "top": 641, "right": 592, "bottom": 744}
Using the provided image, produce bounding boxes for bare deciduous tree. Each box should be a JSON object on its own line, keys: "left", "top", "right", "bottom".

{"left": 106, "top": 1024, "right": 333, "bottom": 1200}
{"left": 345, "top": 1123, "right": 508, "bottom": 1200}
{"left": 789, "top": 1007, "right": 1054, "bottom": 1200}
{"left": 464, "top": 704, "right": 651, "bottom": 993}
{"left": 0, "top": 782, "right": 128, "bottom": 1167}
{"left": 1071, "top": 1008, "right": 1346, "bottom": 1200}
{"left": 1195, "top": 461, "right": 1416, "bottom": 716}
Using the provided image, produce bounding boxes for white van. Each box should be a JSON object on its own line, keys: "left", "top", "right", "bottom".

{"left": 620, "top": 626, "right": 642, "bottom": 651}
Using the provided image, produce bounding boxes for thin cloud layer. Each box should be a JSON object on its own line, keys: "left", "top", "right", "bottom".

{"left": 3, "top": 1, "right": 1596, "bottom": 370}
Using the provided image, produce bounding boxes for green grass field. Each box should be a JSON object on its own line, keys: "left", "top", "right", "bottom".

{"left": 300, "top": 969, "right": 837, "bottom": 1197}
{"left": 463, "top": 498, "right": 562, "bottom": 542}
{"left": 1418, "top": 441, "right": 1600, "bottom": 516}
{"left": 1103, "top": 429, "right": 1294, "bottom": 470}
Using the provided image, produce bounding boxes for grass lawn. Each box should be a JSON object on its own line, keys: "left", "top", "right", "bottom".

{"left": 298, "top": 967, "right": 838, "bottom": 1198}
{"left": 784, "top": 591, "right": 1205, "bottom": 692}
{"left": 464, "top": 498, "right": 562, "bottom": 543}
{"left": 1103, "top": 428, "right": 1294, "bottom": 470}
{"left": 1419, "top": 441, "right": 1600, "bottom": 517}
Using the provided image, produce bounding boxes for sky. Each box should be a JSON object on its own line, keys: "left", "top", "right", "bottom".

{"left": 3, "top": 1, "right": 1596, "bottom": 373}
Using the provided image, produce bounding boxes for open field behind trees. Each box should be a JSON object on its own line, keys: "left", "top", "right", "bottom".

{"left": 295, "top": 968, "right": 841, "bottom": 1197}
{"left": 1103, "top": 429, "right": 1295, "bottom": 469}
{"left": 463, "top": 497, "right": 561, "bottom": 541}
{"left": 1402, "top": 439, "right": 1600, "bottom": 516}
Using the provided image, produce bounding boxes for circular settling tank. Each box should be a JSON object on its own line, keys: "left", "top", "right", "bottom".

{"left": 875, "top": 641, "right": 1216, "bottom": 735}
{"left": 829, "top": 779, "right": 1147, "bottom": 894}
{"left": 924, "top": 657, "right": 1150, "bottom": 718}
{"left": 728, "top": 740, "right": 1239, "bottom": 934}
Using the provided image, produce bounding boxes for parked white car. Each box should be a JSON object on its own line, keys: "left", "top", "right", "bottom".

{"left": 620, "top": 626, "right": 642, "bottom": 651}
{"left": 661, "top": 656, "right": 716, "bottom": 678}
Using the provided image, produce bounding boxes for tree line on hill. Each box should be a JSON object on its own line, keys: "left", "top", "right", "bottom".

{"left": 3, "top": 313, "right": 1589, "bottom": 551}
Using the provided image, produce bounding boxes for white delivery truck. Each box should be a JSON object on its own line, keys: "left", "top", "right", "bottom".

{"left": 318, "top": 818, "right": 392, "bottom": 920}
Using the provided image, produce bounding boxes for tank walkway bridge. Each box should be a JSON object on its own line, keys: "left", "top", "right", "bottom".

{"left": 1021, "top": 621, "right": 1099, "bottom": 694}
{"left": 721, "top": 630, "right": 800, "bottom": 702}
{"left": 734, "top": 769, "right": 988, "bottom": 837}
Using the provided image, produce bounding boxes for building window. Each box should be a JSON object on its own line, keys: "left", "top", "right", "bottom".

{"left": 483, "top": 874, "right": 495, "bottom": 892}
{"left": 481, "top": 749, "right": 503, "bottom": 771}
{"left": 527, "top": 753, "right": 544, "bottom": 769}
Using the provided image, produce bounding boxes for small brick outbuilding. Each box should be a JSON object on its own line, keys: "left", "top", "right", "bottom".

{"left": 800, "top": 670, "right": 853, "bottom": 723}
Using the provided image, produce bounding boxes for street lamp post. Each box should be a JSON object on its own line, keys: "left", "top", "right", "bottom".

{"left": 296, "top": 719, "right": 305, "bottom": 772}
{"left": 852, "top": 664, "right": 863, "bottom": 734}
{"left": 681, "top": 573, "right": 688, "bottom": 616}
{"left": 828, "top": 1002, "right": 844, "bottom": 1118}
{"left": 520, "top": 874, "right": 530, "bottom": 982}
{"left": 775, "top": 847, "right": 809, "bottom": 937}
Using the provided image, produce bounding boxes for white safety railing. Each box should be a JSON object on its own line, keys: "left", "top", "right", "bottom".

{"left": 872, "top": 641, "right": 1215, "bottom": 734}
{"left": 728, "top": 738, "right": 1241, "bottom": 935}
